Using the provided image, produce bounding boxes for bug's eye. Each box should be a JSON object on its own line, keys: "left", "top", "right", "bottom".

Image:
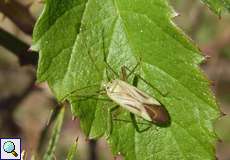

{"left": 106, "top": 86, "right": 110, "bottom": 90}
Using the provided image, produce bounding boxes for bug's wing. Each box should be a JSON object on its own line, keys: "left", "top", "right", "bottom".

{"left": 109, "top": 91, "right": 144, "bottom": 117}
{"left": 143, "top": 103, "right": 170, "bottom": 124}
{"left": 107, "top": 80, "right": 170, "bottom": 124}
{"left": 117, "top": 80, "right": 161, "bottom": 105}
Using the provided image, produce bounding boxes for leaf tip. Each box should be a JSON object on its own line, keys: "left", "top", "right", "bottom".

{"left": 171, "top": 11, "right": 180, "bottom": 18}
{"left": 201, "top": 54, "right": 212, "bottom": 64}
{"left": 30, "top": 43, "right": 40, "bottom": 52}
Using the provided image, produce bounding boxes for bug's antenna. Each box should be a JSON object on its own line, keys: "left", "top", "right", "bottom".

{"left": 123, "top": 66, "right": 167, "bottom": 96}
{"left": 60, "top": 84, "right": 101, "bottom": 102}
{"left": 126, "top": 62, "right": 140, "bottom": 79}
{"left": 79, "top": 38, "right": 102, "bottom": 75}
{"left": 101, "top": 29, "right": 119, "bottom": 80}
{"left": 120, "top": 66, "right": 127, "bottom": 81}
{"left": 87, "top": 49, "right": 101, "bottom": 74}
{"left": 74, "top": 95, "right": 111, "bottom": 102}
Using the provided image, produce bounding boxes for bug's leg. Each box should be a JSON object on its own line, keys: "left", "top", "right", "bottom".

{"left": 124, "top": 66, "right": 168, "bottom": 96}
{"left": 130, "top": 113, "right": 151, "bottom": 133}
{"left": 131, "top": 74, "right": 151, "bottom": 132}
{"left": 130, "top": 73, "right": 151, "bottom": 132}
{"left": 106, "top": 105, "right": 120, "bottom": 139}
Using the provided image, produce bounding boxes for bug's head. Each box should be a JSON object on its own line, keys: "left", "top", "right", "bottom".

{"left": 104, "top": 80, "right": 116, "bottom": 93}
{"left": 104, "top": 83, "right": 111, "bottom": 91}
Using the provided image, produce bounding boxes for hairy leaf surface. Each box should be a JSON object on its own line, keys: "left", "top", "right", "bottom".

{"left": 33, "top": 0, "right": 220, "bottom": 159}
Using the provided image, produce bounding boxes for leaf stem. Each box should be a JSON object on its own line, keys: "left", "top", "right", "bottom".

{"left": 0, "top": 0, "right": 35, "bottom": 34}
{"left": 0, "top": 28, "right": 38, "bottom": 65}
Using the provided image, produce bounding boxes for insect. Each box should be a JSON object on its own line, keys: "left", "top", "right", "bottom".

{"left": 64, "top": 30, "right": 170, "bottom": 135}
{"left": 63, "top": 62, "right": 170, "bottom": 135}
{"left": 105, "top": 78, "right": 170, "bottom": 125}
{"left": 102, "top": 63, "right": 170, "bottom": 135}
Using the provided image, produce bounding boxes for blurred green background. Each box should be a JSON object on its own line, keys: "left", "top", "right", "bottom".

{"left": 0, "top": 0, "right": 229, "bottom": 159}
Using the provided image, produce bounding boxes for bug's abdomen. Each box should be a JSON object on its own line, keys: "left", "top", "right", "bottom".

{"left": 143, "top": 103, "right": 170, "bottom": 124}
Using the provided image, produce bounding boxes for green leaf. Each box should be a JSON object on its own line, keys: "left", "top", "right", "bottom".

{"left": 66, "top": 139, "right": 78, "bottom": 160}
{"left": 43, "top": 107, "right": 65, "bottom": 160}
{"left": 200, "top": 0, "right": 230, "bottom": 15}
{"left": 214, "top": 115, "right": 230, "bottom": 141}
{"left": 32, "top": 0, "right": 220, "bottom": 159}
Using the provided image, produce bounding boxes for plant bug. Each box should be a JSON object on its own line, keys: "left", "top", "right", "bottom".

{"left": 99, "top": 29, "right": 170, "bottom": 130}
{"left": 63, "top": 30, "right": 170, "bottom": 135}
{"left": 105, "top": 75, "right": 170, "bottom": 125}
{"left": 103, "top": 63, "right": 170, "bottom": 135}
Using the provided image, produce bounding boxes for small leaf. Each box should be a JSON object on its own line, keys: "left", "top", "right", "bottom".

{"left": 214, "top": 115, "right": 230, "bottom": 141}
{"left": 43, "top": 106, "right": 65, "bottom": 160}
{"left": 200, "top": 0, "right": 230, "bottom": 15}
{"left": 66, "top": 138, "right": 78, "bottom": 160}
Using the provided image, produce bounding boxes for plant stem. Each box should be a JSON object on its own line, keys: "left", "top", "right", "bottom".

{"left": 0, "top": 27, "right": 38, "bottom": 65}
{"left": 0, "top": 0, "right": 35, "bottom": 34}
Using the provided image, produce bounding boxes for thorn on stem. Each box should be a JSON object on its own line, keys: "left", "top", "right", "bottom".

{"left": 72, "top": 116, "right": 77, "bottom": 121}
{"left": 37, "top": 0, "right": 45, "bottom": 4}
{"left": 202, "top": 55, "right": 211, "bottom": 64}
